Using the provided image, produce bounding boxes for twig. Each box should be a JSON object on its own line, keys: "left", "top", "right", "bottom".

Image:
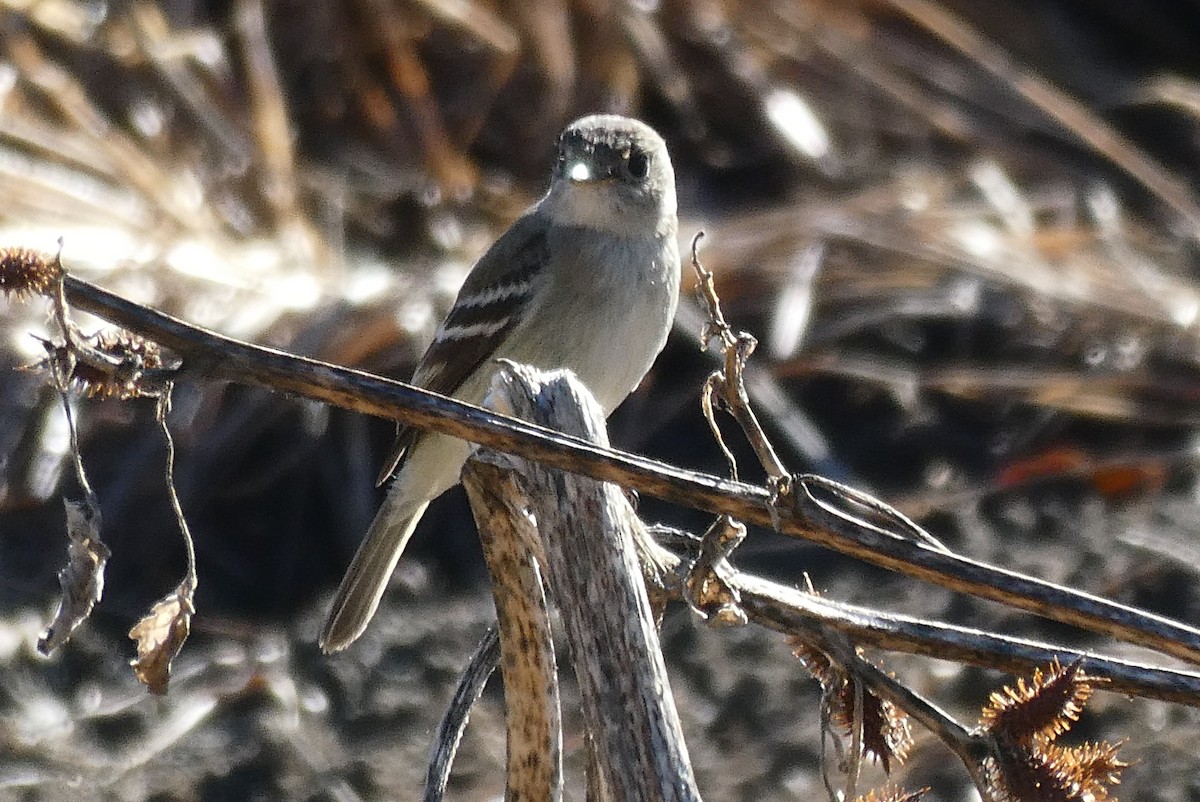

{"left": 36, "top": 261, "right": 110, "bottom": 655}
{"left": 810, "top": 628, "right": 992, "bottom": 795}
{"left": 635, "top": 522, "right": 1200, "bottom": 707}
{"left": 157, "top": 389, "right": 196, "bottom": 588}
{"left": 800, "top": 474, "right": 950, "bottom": 553}
{"left": 690, "top": 235, "right": 951, "bottom": 554}
{"left": 672, "top": 303, "right": 850, "bottom": 482}
{"left": 729, "top": 569, "right": 1200, "bottom": 707}
{"left": 127, "top": 386, "right": 197, "bottom": 694}
{"left": 36, "top": 268, "right": 1200, "bottom": 666}
{"left": 691, "top": 232, "right": 789, "bottom": 483}
{"left": 424, "top": 627, "right": 501, "bottom": 802}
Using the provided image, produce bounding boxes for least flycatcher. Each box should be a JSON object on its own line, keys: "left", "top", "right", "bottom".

{"left": 321, "top": 114, "right": 680, "bottom": 652}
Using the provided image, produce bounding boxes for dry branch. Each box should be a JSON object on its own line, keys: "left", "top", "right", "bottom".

{"left": 451, "top": 363, "right": 1141, "bottom": 800}
{"left": 424, "top": 627, "right": 501, "bottom": 802}
{"left": 462, "top": 461, "right": 562, "bottom": 801}
{"left": 39, "top": 267, "right": 1200, "bottom": 668}
{"left": 4, "top": 249, "right": 1200, "bottom": 709}
{"left": 466, "top": 362, "right": 701, "bottom": 802}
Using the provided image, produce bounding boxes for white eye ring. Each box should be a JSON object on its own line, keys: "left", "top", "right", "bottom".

{"left": 568, "top": 162, "right": 591, "bottom": 181}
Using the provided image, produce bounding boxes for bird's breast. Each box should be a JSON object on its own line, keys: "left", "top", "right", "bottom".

{"left": 497, "top": 227, "right": 679, "bottom": 413}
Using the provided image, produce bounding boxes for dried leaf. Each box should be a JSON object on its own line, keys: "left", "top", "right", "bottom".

{"left": 37, "top": 497, "right": 110, "bottom": 655}
{"left": 129, "top": 578, "right": 195, "bottom": 695}
{"left": 981, "top": 659, "right": 1095, "bottom": 743}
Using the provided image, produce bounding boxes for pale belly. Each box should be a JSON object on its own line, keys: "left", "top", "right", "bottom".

{"left": 396, "top": 232, "right": 679, "bottom": 504}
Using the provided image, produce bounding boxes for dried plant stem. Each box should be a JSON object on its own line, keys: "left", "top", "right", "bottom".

{"left": 732, "top": 570, "right": 1200, "bottom": 707}
{"left": 49, "top": 260, "right": 95, "bottom": 499}
{"left": 462, "top": 461, "right": 563, "bottom": 801}
{"left": 691, "top": 232, "right": 789, "bottom": 482}
{"left": 674, "top": 301, "right": 845, "bottom": 481}
{"left": 810, "top": 629, "right": 993, "bottom": 795}
{"left": 36, "top": 267, "right": 110, "bottom": 656}
{"left": 640, "top": 520, "right": 1200, "bottom": 706}
{"left": 424, "top": 627, "right": 501, "bottom": 802}
{"left": 50, "top": 257, "right": 99, "bottom": 508}
{"left": 53, "top": 270, "right": 1200, "bottom": 667}
{"left": 126, "top": 389, "right": 197, "bottom": 694}
{"left": 157, "top": 389, "right": 196, "bottom": 589}
{"left": 689, "top": 233, "right": 949, "bottom": 555}
{"left": 54, "top": 349, "right": 92, "bottom": 501}
{"left": 469, "top": 364, "right": 701, "bottom": 802}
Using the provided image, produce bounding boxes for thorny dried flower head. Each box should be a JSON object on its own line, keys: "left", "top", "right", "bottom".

{"left": 68, "top": 329, "right": 169, "bottom": 400}
{"left": 791, "top": 637, "right": 913, "bottom": 774}
{"left": 981, "top": 660, "right": 1128, "bottom": 802}
{"left": 0, "top": 247, "right": 61, "bottom": 300}
{"left": 983, "top": 739, "right": 1130, "bottom": 802}
{"left": 980, "top": 658, "right": 1098, "bottom": 744}
{"left": 853, "top": 786, "right": 928, "bottom": 802}
{"left": 25, "top": 327, "right": 170, "bottom": 401}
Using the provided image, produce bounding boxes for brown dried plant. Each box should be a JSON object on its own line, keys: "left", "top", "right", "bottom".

{"left": 980, "top": 659, "right": 1129, "bottom": 802}
{"left": 7, "top": 246, "right": 196, "bottom": 691}
{"left": 128, "top": 390, "right": 197, "bottom": 695}
{"left": 3, "top": 1, "right": 1200, "bottom": 799}
{"left": 66, "top": 330, "right": 168, "bottom": 400}
{"left": 4, "top": 245, "right": 172, "bottom": 400}
{"left": 128, "top": 575, "right": 195, "bottom": 695}
{"left": 791, "top": 637, "right": 914, "bottom": 774}
{"left": 0, "top": 246, "right": 61, "bottom": 300}
{"left": 980, "top": 658, "right": 1094, "bottom": 744}
{"left": 852, "top": 786, "right": 928, "bottom": 802}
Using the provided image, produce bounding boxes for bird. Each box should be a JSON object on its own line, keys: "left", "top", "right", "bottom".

{"left": 320, "top": 114, "right": 680, "bottom": 652}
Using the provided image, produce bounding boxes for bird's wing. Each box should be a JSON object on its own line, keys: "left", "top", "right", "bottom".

{"left": 375, "top": 212, "right": 550, "bottom": 485}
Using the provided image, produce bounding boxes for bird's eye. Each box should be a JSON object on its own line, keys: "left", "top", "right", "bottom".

{"left": 627, "top": 148, "right": 649, "bottom": 179}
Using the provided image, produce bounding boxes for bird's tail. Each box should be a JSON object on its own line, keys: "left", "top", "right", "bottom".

{"left": 320, "top": 495, "right": 430, "bottom": 653}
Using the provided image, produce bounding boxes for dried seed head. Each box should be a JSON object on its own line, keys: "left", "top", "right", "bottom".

{"left": 981, "top": 659, "right": 1097, "bottom": 743}
{"left": 0, "top": 247, "right": 61, "bottom": 300}
{"left": 71, "top": 330, "right": 167, "bottom": 399}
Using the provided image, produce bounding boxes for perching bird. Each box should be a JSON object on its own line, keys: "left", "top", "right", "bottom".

{"left": 320, "top": 114, "right": 680, "bottom": 652}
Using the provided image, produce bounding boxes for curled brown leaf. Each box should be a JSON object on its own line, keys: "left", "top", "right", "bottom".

{"left": 129, "top": 578, "right": 196, "bottom": 695}
{"left": 37, "top": 496, "right": 110, "bottom": 655}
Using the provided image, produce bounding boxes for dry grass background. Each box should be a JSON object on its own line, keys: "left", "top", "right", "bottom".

{"left": 3, "top": 0, "right": 1200, "bottom": 799}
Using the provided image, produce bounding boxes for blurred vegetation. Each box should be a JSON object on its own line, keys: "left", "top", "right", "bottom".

{"left": 3, "top": 0, "right": 1200, "bottom": 799}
